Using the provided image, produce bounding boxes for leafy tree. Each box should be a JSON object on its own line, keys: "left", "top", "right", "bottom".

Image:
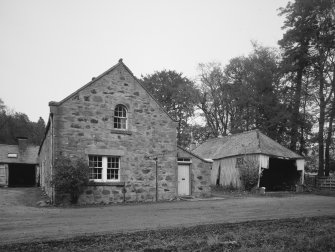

{"left": 0, "top": 98, "right": 45, "bottom": 145}
{"left": 189, "top": 124, "right": 213, "bottom": 146}
{"left": 228, "top": 44, "right": 289, "bottom": 142}
{"left": 31, "top": 117, "right": 46, "bottom": 145}
{"left": 278, "top": 0, "right": 315, "bottom": 152}
{"left": 0, "top": 99, "right": 7, "bottom": 131}
{"left": 141, "top": 70, "right": 197, "bottom": 147}
{"left": 197, "top": 44, "right": 289, "bottom": 144}
{"left": 279, "top": 0, "right": 335, "bottom": 175}
{"left": 197, "top": 62, "right": 231, "bottom": 137}
{"left": 0, "top": 98, "right": 5, "bottom": 111}
{"left": 52, "top": 157, "right": 90, "bottom": 204}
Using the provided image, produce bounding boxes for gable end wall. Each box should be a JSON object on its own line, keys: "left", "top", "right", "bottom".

{"left": 51, "top": 64, "right": 178, "bottom": 204}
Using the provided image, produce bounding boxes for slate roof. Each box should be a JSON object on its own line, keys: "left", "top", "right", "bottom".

{"left": 0, "top": 144, "right": 39, "bottom": 164}
{"left": 193, "top": 130, "right": 303, "bottom": 160}
{"left": 177, "top": 146, "right": 212, "bottom": 163}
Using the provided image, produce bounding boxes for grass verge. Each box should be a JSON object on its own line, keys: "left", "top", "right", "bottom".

{"left": 1, "top": 216, "right": 335, "bottom": 251}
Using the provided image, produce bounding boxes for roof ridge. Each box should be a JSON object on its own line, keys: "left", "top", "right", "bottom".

{"left": 230, "top": 129, "right": 259, "bottom": 136}
{"left": 195, "top": 130, "right": 259, "bottom": 148}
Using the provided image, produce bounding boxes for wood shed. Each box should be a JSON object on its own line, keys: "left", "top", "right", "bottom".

{"left": 193, "top": 130, "right": 304, "bottom": 191}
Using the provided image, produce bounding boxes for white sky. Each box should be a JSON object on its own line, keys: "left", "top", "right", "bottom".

{"left": 0, "top": 0, "right": 289, "bottom": 122}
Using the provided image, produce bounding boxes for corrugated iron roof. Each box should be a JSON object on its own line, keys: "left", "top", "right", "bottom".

{"left": 193, "top": 130, "right": 303, "bottom": 160}
{"left": 0, "top": 144, "right": 39, "bottom": 164}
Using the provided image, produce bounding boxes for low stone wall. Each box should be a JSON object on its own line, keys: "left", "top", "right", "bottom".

{"left": 77, "top": 181, "right": 176, "bottom": 204}
{"left": 79, "top": 185, "right": 125, "bottom": 204}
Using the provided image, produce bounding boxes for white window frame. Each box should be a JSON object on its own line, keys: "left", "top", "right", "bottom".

{"left": 89, "top": 156, "right": 120, "bottom": 182}
{"left": 114, "top": 105, "right": 127, "bottom": 130}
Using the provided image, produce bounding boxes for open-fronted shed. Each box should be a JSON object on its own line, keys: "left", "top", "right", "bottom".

{"left": 0, "top": 138, "right": 39, "bottom": 187}
{"left": 193, "top": 130, "right": 304, "bottom": 191}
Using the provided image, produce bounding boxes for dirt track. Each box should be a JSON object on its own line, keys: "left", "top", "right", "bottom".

{"left": 0, "top": 188, "right": 334, "bottom": 244}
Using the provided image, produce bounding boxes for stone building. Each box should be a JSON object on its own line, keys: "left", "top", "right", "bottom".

{"left": 0, "top": 138, "right": 39, "bottom": 187}
{"left": 177, "top": 146, "right": 212, "bottom": 197}
{"left": 39, "top": 59, "right": 211, "bottom": 204}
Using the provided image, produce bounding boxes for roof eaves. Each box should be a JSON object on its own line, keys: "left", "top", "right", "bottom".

{"left": 177, "top": 145, "right": 212, "bottom": 163}
{"left": 52, "top": 61, "right": 123, "bottom": 106}
{"left": 212, "top": 152, "right": 304, "bottom": 160}
{"left": 38, "top": 114, "right": 53, "bottom": 155}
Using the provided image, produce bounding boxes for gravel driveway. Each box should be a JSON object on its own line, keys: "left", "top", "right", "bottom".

{"left": 1, "top": 187, "right": 334, "bottom": 244}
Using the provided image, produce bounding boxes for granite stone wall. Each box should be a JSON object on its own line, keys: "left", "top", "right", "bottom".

{"left": 49, "top": 62, "right": 178, "bottom": 204}
{"left": 38, "top": 119, "right": 54, "bottom": 200}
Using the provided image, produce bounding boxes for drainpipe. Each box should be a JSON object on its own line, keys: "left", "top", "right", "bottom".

{"left": 154, "top": 157, "right": 158, "bottom": 202}
{"left": 51, "top": 115, "right": 54, "bottom": 204}
{"left": 122, "top": 182, "right": 126, "bottom": 203}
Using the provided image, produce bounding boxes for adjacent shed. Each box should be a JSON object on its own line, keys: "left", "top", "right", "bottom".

{"left": 0, "top": 138, "right": 39, "bottom": 187}
{"left": 193, "top": 130, "right": 304, "bottom": 191}
{"left": 177, "top": 146, "right": 212, "bottom": 197}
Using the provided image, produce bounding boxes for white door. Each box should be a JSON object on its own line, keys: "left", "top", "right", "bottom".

{"left": 0, "top": 164, "right": 6, "bottom": 186}
{"left": 178, "top": 165, "right": 190, "bottom": 196}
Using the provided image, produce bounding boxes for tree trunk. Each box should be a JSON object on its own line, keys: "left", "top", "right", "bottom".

{"left": 325, "top": 107, "right": 334, "bottom": 176}
{"left": 318, "top": 67, "right": 325, "bottom": 176}
{"left": 299, "top": 81, "right": 309, "bottom": 155}
{"left": 325, "top": 84, "right": 335, "bottom": 176}
{"left": 290, "top": 68, "right": 303, "bottom": 152}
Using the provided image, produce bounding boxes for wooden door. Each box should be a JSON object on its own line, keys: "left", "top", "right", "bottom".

{"left": 178, "top": 164, "right": 190, "bottom": 195}
{"left": 0, "top": 164, "right": 7, "bottom": 186}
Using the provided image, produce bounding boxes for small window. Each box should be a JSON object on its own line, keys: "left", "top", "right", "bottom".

{"left": 178, "top": 158, "right": 191, "bottom": 163}
{"left": 236, "top": 157, "right": 244, "bottom": 166}
{"left": 114, "top": 105, "right": 127, "bottom": 129}
{"left": 89, "top": 155, "right": 120, "bottom": 182}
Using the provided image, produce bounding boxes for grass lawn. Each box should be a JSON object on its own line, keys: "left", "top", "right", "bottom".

{"left": 1, "top": 216, "right": 335, "bottom": 252}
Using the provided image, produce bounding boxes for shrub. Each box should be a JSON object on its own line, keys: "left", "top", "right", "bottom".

{"left": 239, "top": 157, "right": 260, "bottom": 191}
{"left": 52, "top": 157, "right": 90, "bottom": 204}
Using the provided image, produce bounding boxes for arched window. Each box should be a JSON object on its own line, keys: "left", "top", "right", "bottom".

{"left": 114, "top": 105, "right": 127, "bottom": 129}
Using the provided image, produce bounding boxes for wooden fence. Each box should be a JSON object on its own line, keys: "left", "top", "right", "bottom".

{"left": 305, "top": 175, "right": 335, "bottom": 190}
{"left": 316, "top": 176, "right": 335, "bottom": 190}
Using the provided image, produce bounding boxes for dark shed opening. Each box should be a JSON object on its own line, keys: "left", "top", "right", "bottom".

{"left": 8, "top": 163, "right": 36, "bottom": 187}
{"left": 260, "top": 158, "right": 300, "bottom": 191}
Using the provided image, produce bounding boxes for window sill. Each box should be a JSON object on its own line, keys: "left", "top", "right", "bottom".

{"left": 88, "top": 181, "right": 125, "bottom": 186}
{"left": 110, "top": 129, "right": 132, "bottom": 135}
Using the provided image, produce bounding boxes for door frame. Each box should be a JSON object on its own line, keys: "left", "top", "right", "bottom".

{"left": 177, "top": 158, "right": 192, "bottom": 196}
